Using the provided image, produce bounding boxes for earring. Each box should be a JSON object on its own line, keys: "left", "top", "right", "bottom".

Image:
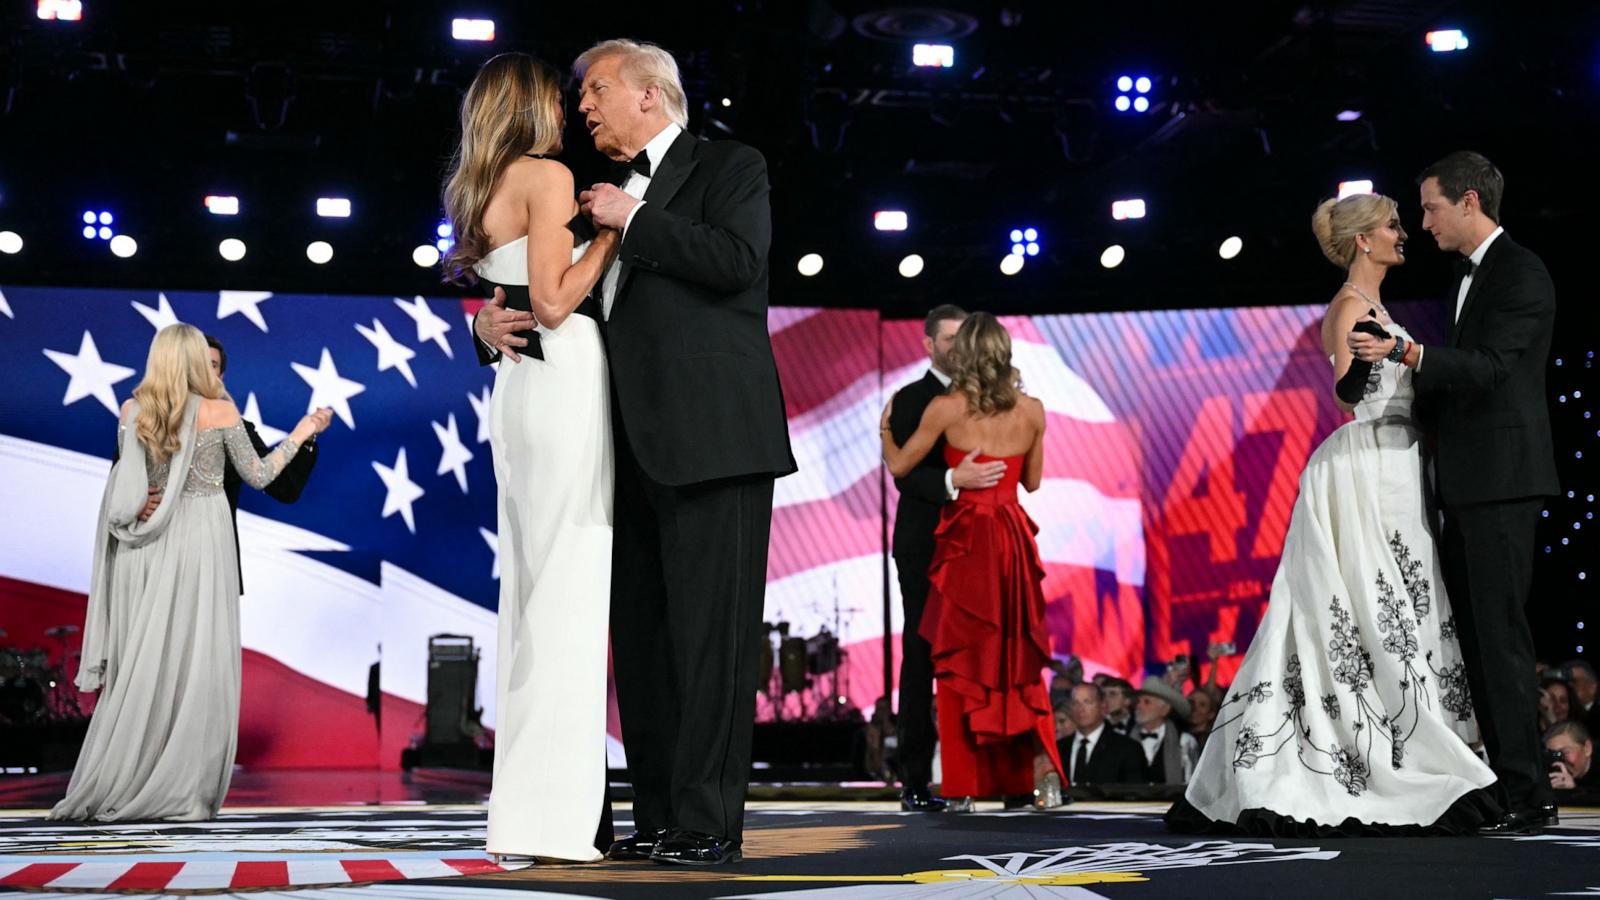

{"left": 1363, "top": 247, "right": 1371, "bottom": 254}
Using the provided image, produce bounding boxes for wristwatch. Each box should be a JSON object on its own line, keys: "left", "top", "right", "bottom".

{"left": 1385, "top": 335, "right": 1408, "bottom": 364}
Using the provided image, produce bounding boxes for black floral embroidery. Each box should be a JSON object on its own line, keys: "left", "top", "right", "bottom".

{"left": 1329, "top": 597, "right": 1375, "bottom": 692}
{"left": 1428, "top": 654, "right": 1474, "bottom": 722}
{"left": 1284, "top": 655, "right": 1306, "bottom": 710}
{"left": 1321, "top": 693, "right": 1341, "bottom": 721}
{"left": 1235, "top": 681, "right": 1275, "bottom": 704}
{"left": 1388, "top": 531, "right": 1433, "bottom": 619}
{"left": 1363, "top": 358, "right": 1385, "bottom": 398}
{"left": 1332, "top": 745, "right": 1369, "bottom": 796}
{"left": 1374, "top": 573, "right": 1419, "bottom": 663}
{"left": 1440, "top": 616, "right": 1457, "bottom": 641}
{"left": 1234, "top": 725, "right": 1264, "bottom": 769}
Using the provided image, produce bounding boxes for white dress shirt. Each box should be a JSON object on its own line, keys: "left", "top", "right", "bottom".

{"left": 1071, "top": 723, "right": 1106, "bottom": 782}
{"left": 1456, "top": 225, "right": 1504, "bottom": 323}
{"left": 1138, "top": 722, "right": 1165, "bottom": 766}
{"left": 928, "top": 366, "right": 960, "bottom": 499}
{"left": 600, "top": 121, "right": 683, "bottom": 319}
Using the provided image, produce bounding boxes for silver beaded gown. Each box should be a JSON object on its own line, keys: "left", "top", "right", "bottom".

{"left": 51, "top": 395, "right": 300, "bottom": 821}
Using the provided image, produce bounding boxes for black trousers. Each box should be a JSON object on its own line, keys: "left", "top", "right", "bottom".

{"left": 610, "top": 430, "right": 775, "bottom": 841}
{"left": 1439, "top": 497, "right": 1549, "bottom": 811}
{"left": 893, "top": 549, "right": 937, "bottom": 788}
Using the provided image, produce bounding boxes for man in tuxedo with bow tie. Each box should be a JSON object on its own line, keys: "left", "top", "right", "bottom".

{"left": 1349, "top": 151, "right": 1559, "bottom": 835}
{"left": 560, "top": 39, "right": 796, "bottom": 867}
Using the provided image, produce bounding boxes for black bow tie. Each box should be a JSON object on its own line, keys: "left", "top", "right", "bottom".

{"left": 1139, "top": 731, "right": 1161, "bottom": 741}
{"left": 611, "top": 150, "right": 651, "bottom": 184}
{"left": 1454, "top": 257, "right": 1478, "bottom": 280}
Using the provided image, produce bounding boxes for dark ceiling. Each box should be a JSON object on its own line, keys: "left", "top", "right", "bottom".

{"left": 0, "top": 1, "right": 1594, "bottom": 317}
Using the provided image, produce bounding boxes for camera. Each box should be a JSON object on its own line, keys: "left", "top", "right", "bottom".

{"left": 1547, "top": 748, "right": 1567, "bottom": 772}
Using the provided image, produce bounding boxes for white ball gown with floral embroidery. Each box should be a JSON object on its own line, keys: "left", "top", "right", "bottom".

{"left": 1175, "top": 318, "right": 1497, "bottom": 833}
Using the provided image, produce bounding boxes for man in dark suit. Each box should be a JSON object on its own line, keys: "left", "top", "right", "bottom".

{"left": 131, "top": 335, "right": 322, "bottom": 590}
{"left": 1063, "top": 683, "right": 1147, "bottom": 786}
{"left": 570, "top": 39, "right": 794, "bottom": 867}
{"left": 886, "top": 304, "right": 1004, "bottom": 811}
{"left": 1350, "top": 151, "right": 1559, "bottom": 834}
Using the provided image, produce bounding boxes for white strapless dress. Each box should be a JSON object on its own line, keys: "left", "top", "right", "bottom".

{"left": 476, "top": 237, "right": 612, "bottom": 861}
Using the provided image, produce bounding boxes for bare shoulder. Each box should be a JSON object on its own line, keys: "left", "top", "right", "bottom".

{"left": 119, "top": 398, "right": 135, "bottom": 421}
{"left": 198, "top": 396, "right": 242, "bottom": 430}
{"left": 1022, "top": 394, "right": 1046, "bottom": 424}
{"left": 505, "top": 156, "right": 574, "bottom": 192}
{"left": 927, "top": 392, "right": 966, "bottom": 419}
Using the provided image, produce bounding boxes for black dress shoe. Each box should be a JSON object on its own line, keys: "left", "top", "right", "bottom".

{"left": 606, "top": 828, "right": 668, "bottom": 861}
{"left": 651, "top": 830, "right": 742, "bottom": 866}
{"left": 1540, "top": 802, "right": 1561, "bottom": 826}
{"left": 901, "top": 785, "right": 948, "bottom": 812}
{"left": 1478, "top": 809, "right": 1549, "bottom": 836}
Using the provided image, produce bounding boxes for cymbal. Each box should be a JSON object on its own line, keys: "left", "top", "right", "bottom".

{"left": 45, "top": 625, "right": 81, "bottom": 637}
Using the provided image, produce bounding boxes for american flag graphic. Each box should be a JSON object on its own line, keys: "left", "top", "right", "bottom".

{"left": 1, "top": 284, "right": 1428, "bottom": 765}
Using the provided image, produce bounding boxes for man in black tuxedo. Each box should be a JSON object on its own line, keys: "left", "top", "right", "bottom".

{"left": 1063, "top": 683, "right": 1147, "bottom": 786}
{"left": 1350, "top": 151, "right": 1559, "bottom": 834}
{"left": 886, "top": 304, "right": 1005, "bottom": 811}
{"left": 131, "top": 335, "right": 323, "bottom": 590}
{"left": 569, "top": 39, "right": 794, "bottom": 866}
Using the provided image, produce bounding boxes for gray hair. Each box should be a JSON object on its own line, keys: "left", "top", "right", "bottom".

{"left": 574, "top": 39, "right": 689, "bottom": 128}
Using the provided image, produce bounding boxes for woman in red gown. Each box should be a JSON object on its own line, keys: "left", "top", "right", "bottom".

{"left": 881, "top": 312, "right": 1065, "bottom": 809}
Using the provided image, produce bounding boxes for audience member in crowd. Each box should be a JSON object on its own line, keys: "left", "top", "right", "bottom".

{"left": 1053, "top": 704, "right": 1077, "bottom": 770}
{"left": 1187, "top": 688, "right": 1219, "bottom": 749}
{"left": 1563, "top": 660, "right": 1599, "bottom": 731}
{"left": 1102, "top": 678, "right": 1136, "bottom": 737}
{"left": 1135, "top": 677, "right": 1200, "bottom": 784}
{"left": 1546, "top": 719, "right": 1600, "bottom": 794}
{"left": 1064, "top": 683, "right": 1148, "bottom": 786}
{"left": 863, "top": 696, "right": 897, "bottom": 782}
{"left": 1050, "top": 673, "right": 1076, "bottom": 712}
{"left": 1540, "top": 677, "right": 1573, "bottom": 733}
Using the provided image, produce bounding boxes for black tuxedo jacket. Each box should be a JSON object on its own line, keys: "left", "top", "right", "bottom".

{"left": 1413, "top": 233, "right": 1559, "bottom": 506}
{"left": 1066, "top": 728, "right": 1149, "bottom": 785}
{"left": 608, "top": 132, "right": 795, "bottom": 486}
{"left": 889, "top": 371, "right": 950, "bottom": 562}
{"left": 116, "top": 419, "right": 318, "bottom": 590}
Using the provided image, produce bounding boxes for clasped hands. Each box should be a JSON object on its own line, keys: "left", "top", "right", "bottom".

{"left": 1346, "top": 313, "right": 1398, "bottom": 363}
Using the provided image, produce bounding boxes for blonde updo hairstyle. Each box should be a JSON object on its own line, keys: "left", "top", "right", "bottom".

{"left": 948, "top": 312, "right": 1022, "bottom": 416}
{"left": 1311, "top": 192, "right": 1399, "bottom": 269}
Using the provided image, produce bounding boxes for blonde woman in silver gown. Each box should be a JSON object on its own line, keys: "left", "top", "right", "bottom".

{"left": 50, "top": 323, "right": 330, "bottom": 822}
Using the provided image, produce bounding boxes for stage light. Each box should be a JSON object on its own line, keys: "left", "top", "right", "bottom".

{"left": 1426, "top": 29, "right": 1468, "bottom": 53}
{"left": 205, "top": 195, "right": 240, "bottom": 216}
{"left": 412, "top": 244, "right": 440, "bottom": 268}
{"left": 316, "top": 197, "right": 351, "bottom": 218}
{"left": 1010, "top": 229, "right": 1023, "bottom": 243}
{"left": 912, "top": 44, "right": 954, "bottom": 68}
{"left": 1337, "top": 179, "right": 1374, "bottom": 199}
{"left": 306, "top": 241, "right": 333, "bottom": 264}
{"left": 874, "top": 210, "right": 908, "bottom": 231}
{"left": 436, "top": 222, "right": 452, "bottom": 238}
{"left": 898, "top": 254, "right": 924, "bottom": 278}
{"left": 721, "top": 97, "right": 732, "bottom": 108}
{"left": 452, "top": 18, "right": 495, "bottom": 42}
{"left": 435, "top": 239, "right": 450, "bottom": 252}
{"left": 1117, "top": 76, "right": 1132, "bottom": 92}
{"left": 82, "top": 212, "right": 95, "bottom": 224}
{"left": 81, "top": 225, "right": 96, "bottom": 239}
{"left": 36, "top": 0, "right": 82, "bottom": 21}
{"left": 1025, "top": 242, "right": 1039, "bottom": 256}
{"left": 218, "top": 238, "right": 246, "bottom": 262}
{"left": 1023, "top": 227, "right": 1037, "bottom": 242}
{"left": 109, "top": 235, "right": 137, "bottom": 258}
{"left": 1115, "top": 95, "right": 1131, "bottom": 112}
{"left": 1219, "top": 236, "right": 1243, "bottom": 260}
{"left": 1135, "top": 76, "right": 1152, "bottom": 94}
{"left": 1011, "top": 242, "right": 1025, "bottom": 255}
{"left": 98, "top": 211, "right": 113, "bottom": 225}
{"left": 797, "top": 253, "right": 824, "bottom": 276}
{"left": 1111, "top": 199, "right": 1147, "bottom": 220}
{"left": 97, "top": 226, "right": 112, "bottom": 240}
{"left": 0, "top": 231, "right": 22, "bottom": 254}
{"left": 1100, "top": 244, "right": 1126, "bottom": 269}
{"left": 1336, "top": 110, "right": 1362, "bottom": 122}
{"left": 999, "top": 253, "right": 1024, "bottom": 276}
{"left": 1133, "top": 96, "right": 1150, "bottom": 112}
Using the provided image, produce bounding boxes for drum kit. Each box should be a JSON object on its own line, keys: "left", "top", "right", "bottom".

{"left": 0, "top": 625, "right": 87, "bottom": 726}
{"left": 755, "top": 589, "right": 858, "bottom": 722}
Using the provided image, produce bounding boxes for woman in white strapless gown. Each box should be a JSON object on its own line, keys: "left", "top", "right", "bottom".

{"left": 1169, "top": 192, "right": 1498, "bottom": 835}
{"left": 442, "top": 53, "right": 621, "bottom": 862}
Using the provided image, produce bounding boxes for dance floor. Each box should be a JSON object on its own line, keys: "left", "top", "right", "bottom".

{"left": 1, "top": 772, "right": 1598, "bottom": 899}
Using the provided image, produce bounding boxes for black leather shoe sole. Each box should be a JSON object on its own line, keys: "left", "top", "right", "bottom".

{"left": 652, "top": 848, "right": 744, "bottom": 866}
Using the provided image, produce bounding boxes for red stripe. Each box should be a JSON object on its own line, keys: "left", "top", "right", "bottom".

{"left": 0, "top": 863, "right": 77, "bottom": 887}
{"left": 768, "top": 472, "right": 880, "bottom": 582}
{"left": 770, "top": 308, "right": 879, "bottom": 418}
{"left": 442, "top": 858, "right": 506, "bottom": 875}
{"left": 230, "top": 861, "right": 289, "bottom": 888}
{"left": 340, "top": 859, "right": 408, "bottom": 882}
{"left": 107, "top": 862, "right": 185, "bottom": 891}
{"left": 1040, "top": 413, "right": 1141, "bottom": 499}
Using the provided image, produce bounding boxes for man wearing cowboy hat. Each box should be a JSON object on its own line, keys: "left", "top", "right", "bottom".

{"left": 1135, "top": 676, "right": 1200, "bottom": 784}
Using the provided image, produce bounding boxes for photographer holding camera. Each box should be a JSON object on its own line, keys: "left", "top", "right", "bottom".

{"left": 1545, "top": 720, "right": 1600, "bottom": 795}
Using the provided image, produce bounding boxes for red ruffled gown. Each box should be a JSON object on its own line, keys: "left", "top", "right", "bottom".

{"left": 921, "top": 446, "right": 1065, "bottom": 798}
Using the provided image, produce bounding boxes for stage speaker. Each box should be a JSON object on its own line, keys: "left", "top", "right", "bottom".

{"left": 425, "top": 634, "right": 479, "bottom": 745}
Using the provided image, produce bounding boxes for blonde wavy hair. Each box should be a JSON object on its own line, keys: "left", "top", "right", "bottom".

{"left": 1311, "top": 192, "right": 1399, "bottom": 268}
{"left": 132, "top": 323, "right": 224, "bottom": 465}
{"left": 948, "top": 312, "right": 1022, "bottom": 416}
{"left": 441, "top": 53, "right": 565, "bottom": 285}
{"left": 574, "top": 39, "right": 690, "bottom": 128}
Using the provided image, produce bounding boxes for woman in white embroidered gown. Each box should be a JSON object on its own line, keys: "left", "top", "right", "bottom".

{"left": 1169, "top": 193, "right": 1499, "bottom": 835}
{"left": 443, "top": 53, "right": 619, "bottom": 862}
{"left": 51, "top": 323, "right": 329, "bottom": 822}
